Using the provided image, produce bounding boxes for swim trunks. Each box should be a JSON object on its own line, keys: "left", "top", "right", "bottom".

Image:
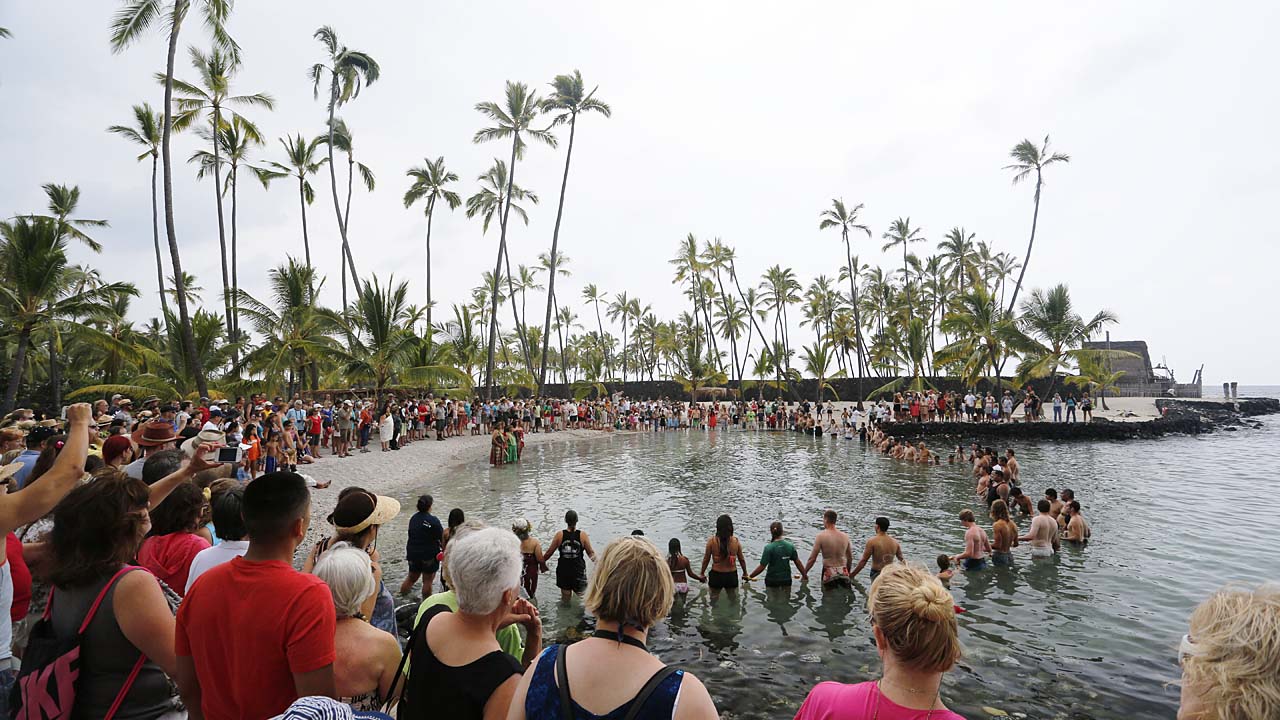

{"left": 1030, "top": 545, "right": 1055, "bottom": 559}
{"left": 708, "top": 570, "right": 739, "bottom": 590}
{"left": 674, "top": 582, "right": 690, "bottom": 594}
{"left": 991, "top": 551, "right": 1014, "bottom": 567}
{"left": 869, "top": 567, "right": 881, "bottom": 581}
{"left": 822, "top": 566, "right": 852, "bottom": 588}
{"left": 962, "top": 557, "right": 988, "bottom": 571}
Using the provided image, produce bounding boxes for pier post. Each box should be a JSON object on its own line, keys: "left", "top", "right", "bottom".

{"left": 1223, "top": 382, "right": 1231, "bottom": 398}
{"left": 1230, "top": 382, "right": 1238, "bottom": 399}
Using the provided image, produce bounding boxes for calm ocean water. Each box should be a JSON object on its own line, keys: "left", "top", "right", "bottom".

{"left": 377, "top": 403, "right": 1279, "bottom": 719}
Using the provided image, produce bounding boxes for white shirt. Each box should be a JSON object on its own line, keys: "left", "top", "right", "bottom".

{"left": 123, "top": 456, "right": 147, "bottom": 481}
{"left": 185, "top": 540, "right": 250, "bottom": 594}
{"left": 0, "top": 562, "right": 12, "bottom": 661}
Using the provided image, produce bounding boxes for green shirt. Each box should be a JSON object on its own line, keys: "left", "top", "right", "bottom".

{"left": 406, "top": 590, "right": 526, "bottom": 675}
{"left": 759, "top": 539, "right": 798, "bottom": 585}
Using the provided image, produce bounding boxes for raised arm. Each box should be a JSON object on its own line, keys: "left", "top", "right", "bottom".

{"left": 148, "top": 443, "right": 221, "bottom": 511}
{"left": 0, "top": 403, "right": 90, "bottom": 535}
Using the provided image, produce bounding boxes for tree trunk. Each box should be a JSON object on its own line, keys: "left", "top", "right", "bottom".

{"left": 150, "top": 155, "right": 171, "bottom": 326}
{"left": 592, "top": 300, "right": 610, "bottom": 378}
{"left": 1006, "top": 172, "right": 1042, "bottom": 316}
{"left": 539, "top": 114, "right": 576, "bottom": 389}
{"left": 424, "top": 197, "right": 435, "bottom": 331}
{"left": 501, "top": 242, "right": 534, "bottom": 381}
{"left": 298, "top": 176, "right": 312, "bottom": 267}
{"left": 2, "top": 325, "right": 32, "bottom": 414}
{"left": 326, "top": 78, "right": 361, "bottom": 306}
{"left": 844, "top": 233, "right": 866, "bottom": 408}
{"left": 211, "top": 106, "right": 234, "bottom": 342}
{"left": 483, "top": 135, "right": 521, "bottom": 401}
{"left": 229, "top": 162, "right": 240, "bottom": 369}
{"left": 48, "top": 336, "right": 61, "bottom": 410}
{"left": 162, "top": 3, "right": 209, "bottom": 399}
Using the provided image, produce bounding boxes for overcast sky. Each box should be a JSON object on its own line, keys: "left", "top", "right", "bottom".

{"left": 2, "top": 2, "right": 1277, "bottom": 385}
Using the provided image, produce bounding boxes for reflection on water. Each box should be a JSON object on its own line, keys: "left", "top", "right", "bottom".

{"left": 376, "top": 415, "right": 1280, "bottom": 719}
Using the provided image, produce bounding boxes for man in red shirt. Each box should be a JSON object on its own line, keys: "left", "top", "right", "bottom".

{"left": 175, "top": 471, "right": 336, "bottom": 720}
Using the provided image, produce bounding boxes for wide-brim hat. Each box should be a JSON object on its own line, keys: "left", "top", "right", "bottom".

{"left": 181, "top": 429, "right": 225, "bottom": 457}
{"left": 0, "top": 462, "right": 25, "bottom": 484}
{"left": 131, "top": 420, "right": 179, "bottom": 447}
{"left": 328, "top": 490, "right": 401, "bottom": 535}
{"left": 95, "top": 415, "right": 115, "bottom": 428}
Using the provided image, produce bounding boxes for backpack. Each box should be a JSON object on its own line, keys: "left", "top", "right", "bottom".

{"left": 11, "top": 566, "right": 147, "bottom": 720}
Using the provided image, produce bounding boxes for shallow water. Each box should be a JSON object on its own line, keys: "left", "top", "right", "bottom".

{"left": 377, "top": 411, "right": 1279, "bottom": 719}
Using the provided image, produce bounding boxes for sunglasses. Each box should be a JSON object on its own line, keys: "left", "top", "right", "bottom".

{"left": 1179, "top": 633, "right": 1203, "bottom": 665}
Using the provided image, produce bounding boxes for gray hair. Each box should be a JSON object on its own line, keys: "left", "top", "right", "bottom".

{"left": 448, "top": 526, "right": 521, "bottom": 616}
{"left": 314, "top": 541, "right": 377, "bottom": 619}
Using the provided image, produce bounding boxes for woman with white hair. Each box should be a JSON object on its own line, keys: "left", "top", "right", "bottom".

{"left": 400, "top": 526, "right": 542, "bottom": 720}
{"left": 314, "top": 543, "right": 403, "bottom": 712}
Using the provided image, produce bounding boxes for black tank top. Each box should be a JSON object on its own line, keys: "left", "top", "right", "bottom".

{"left": 403, "top": 604, "right": 522, "bottom": 719}
{"left": 559, "top": 529, "right": 584, "bottom": 563}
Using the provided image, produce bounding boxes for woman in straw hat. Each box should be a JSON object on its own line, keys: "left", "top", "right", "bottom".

{"left": 303, "top": 487, "right": 401, "bottom": 637}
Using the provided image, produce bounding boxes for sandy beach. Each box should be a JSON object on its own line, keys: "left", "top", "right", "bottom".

{"left": 293, "top": 428, "right": 608, "bottom": 563}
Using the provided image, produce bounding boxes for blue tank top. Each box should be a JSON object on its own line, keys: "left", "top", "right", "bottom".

{"left": 524, "top": 645, "right": 683, "bottom": 720}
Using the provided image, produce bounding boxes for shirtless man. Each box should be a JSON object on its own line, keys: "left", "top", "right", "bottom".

{"left": 1004, "top": 449, "right": 1020, "bottom": 485}
{"left": 851, "top": 516, "right": 905, "bottom": 580}
{"left": 1018, "top": 499, "right": 1060, "bottom": 559}
{"left": 1045, "top": 488, "right": 1064, "bottom": 519}
{"left": 975, "top": 465, "right": 992, "bottom": 498}
{"left": 951, "top": 509, "right": 991, "bottom": 571}
{"left": 1063, "top": 501, "right": 1091, "bottom": 545}
{"left": 1056, "top": 489, "right": 1077, "bottom": 529}
{"left": 803, "top": 510, "right": 854, "bottom": 588}
{"left": 1010, "top": 486, "right": 1033, "bottom": 516}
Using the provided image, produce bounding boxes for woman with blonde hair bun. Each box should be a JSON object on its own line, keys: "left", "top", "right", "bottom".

{"left": 794, "top": 563, "right": 965, "bottom": 719}
{"left": 1177, "top": 583, "right": 1280, "bottom": 720}
{"left": 507, "top": 536, "right": 719, "bottom": 719}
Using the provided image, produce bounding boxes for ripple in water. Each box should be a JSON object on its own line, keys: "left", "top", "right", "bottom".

{"left": 374, "top": 416, "right": 1280, "bottom": 719}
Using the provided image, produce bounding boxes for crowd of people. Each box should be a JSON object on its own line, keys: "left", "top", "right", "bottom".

{"left": 0, "top": 393, "right": 1272, "bottom": 720}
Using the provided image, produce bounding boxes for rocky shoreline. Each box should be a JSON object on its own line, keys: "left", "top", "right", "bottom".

{"left": 880, "top": 397, "right": 1279, "bottom": 441}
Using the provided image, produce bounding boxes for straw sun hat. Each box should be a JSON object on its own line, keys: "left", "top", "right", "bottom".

{"left": 327, "top": 489, "right": 401, "bottom": 535}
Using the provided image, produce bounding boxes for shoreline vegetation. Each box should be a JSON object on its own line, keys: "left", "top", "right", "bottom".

{"left": 0, "top": 9, "right": 1185, "bottom": 419}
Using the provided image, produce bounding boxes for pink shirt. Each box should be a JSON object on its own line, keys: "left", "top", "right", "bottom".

{"left": 795, "top": 681, "right": 966, "bottom": 720}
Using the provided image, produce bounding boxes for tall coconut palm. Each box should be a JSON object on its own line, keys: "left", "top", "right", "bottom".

{"left": 403, "top": 156, "right": 461, "bottom": 329}
{"left": 473, "top": 81, "right": 556, "bottom": 397}
{"left": 935, "top": 286, "right": 1034, "bottom": 396}
{"left": 938, "top": 227, "right": 978, "bottom": 296}
{"left": 466, "top": 159, "right": 540, "bottom": 384}
{"left": 34, "top": 183, "right": 108, "bottom": 252}
{"left": 536, "top": 70, "right": 611, "bottom": 387}
{"left": 170, "top": 45, "right": 274, "bottom": 340}
{"left": 190, "top": 114, "right": 268, "bottom": 353}
{"left": 262, "top": 133, "right": 327, "bottom": 268}
{"left": 580, "top": 284, "right": 611, "bottom": 378}
{"left": 819, "top": 199, "right": 871, "bottom": 393}
{"left": 110, "top": 0, "right": 237, "bottom": 400}
{"left": 108, "top": 103, "right": 171, "bottom": 324}
{"left": 881, "top": 217, "right": 926, "bottom": 316}
{"left": 1004, "top": 135, "right": 1070, "bottom": 314}
{"left": 310, "top": 25, "right": 380, "bottom": 302}
{"left": 0, "top": 218, "right": 134, "bottom": 412}
{"left": 323, "top": 118, "right": 375, "bottom": 304}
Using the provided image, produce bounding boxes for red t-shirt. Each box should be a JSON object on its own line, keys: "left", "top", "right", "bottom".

{"left": 176, "top": 557, "right": 336, "bottom": 720}
{"left": 6, "top": 533, "right": 31, "bottom": 621}
{"left": 309, "top": 416, "right": 323, "bottom": 435}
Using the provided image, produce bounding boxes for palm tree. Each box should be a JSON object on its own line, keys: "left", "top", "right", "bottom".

{"left": 801, "top": 341, "right": 844, "bottom": 402}
{"left": 170, "top": 45, "right": 274, "bottom": 340}
{"left": 310, "top": 25, "right": 380, "bottom": 301}
{"left": 442, "top": 304, "right": 484, "bottom": 386}
{"left": 606, "top": 292, "right": 634, "bottom": 381}
{"left": 881, "top": 217, "right": 926, "bottom": 315}
{"left": 536, "top": 70, "right": 611, "bottom": 387}
{"left": 1066, "top": 353, "right": 1125, "bottom": 411}
{"left": 233, "top": 258, "right": 335, "bottom": 397}
{"left": 473, "top": 81, "right": 557, "bottom": 398}
{"left": 938, "top": 227, "right": 978, "bottom": 296}
{"left": 0, "top": 218, "right": 134, "bottom": 412}
{"left": 108, "top": 103, "right": 171, "bottom": 324}
{"left": 1004, "top": 135, "right": 1070, "bottom": 314}
{"left": 34, "top": 183, "right": 108, "bottom": 252}
{"left": 1016, "top": 284, "right": 1122, "bottom": 396}
{"left": 404, "top": 156, "right": 461, "bottom": 329}
{"left": 0, "top": 27, "right": 11, "bottom": 39}
{"left": 166, "top": 271, "right": 203, "bottom": 306}
{"left": 189, "top": 115, "right": 268, "bottom": 353}
{"left": 819, "top": 199, "right": 872, "bottom": 392}
{"left": 323, "top": 118, "right": 376, "bottom": 303}
{"left": 261, "top": 134, "right": 327, "bottom": 268}
{"left": 466, "top": 159, "right": 540, "bottom": 383}
{"left": 110, "top": 0, "right": 237, "bottom": 400}
{"left": 580, "top": 284, "right": 611, "bottom": 378}
{"left": 935, "top": 286, "right": 1034, "bottom": 397}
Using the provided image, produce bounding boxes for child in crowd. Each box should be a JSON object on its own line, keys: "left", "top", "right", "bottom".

{"left": 936, "top": 554, "right": 954, "bottom": 584}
